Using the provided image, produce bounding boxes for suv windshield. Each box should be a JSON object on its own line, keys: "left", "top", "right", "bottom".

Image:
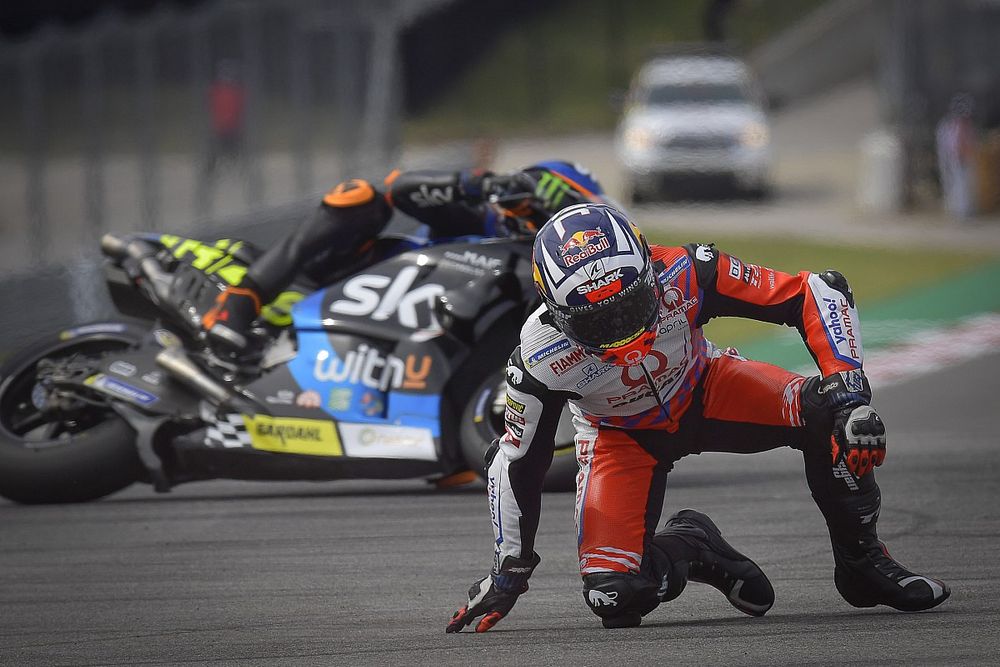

{"left": 642, "top": 83, "right": 748, "bottom": 106}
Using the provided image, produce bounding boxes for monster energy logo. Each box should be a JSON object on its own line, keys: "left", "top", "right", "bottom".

{"left": 535, "top": 172, "right": 576, "bottom": 209}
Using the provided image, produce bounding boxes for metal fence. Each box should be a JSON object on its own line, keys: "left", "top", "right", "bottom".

{"left": 879, "top": 0, "right": 1000, "bottom": 205}
{"left": 0, "top": 0, "right": 454, "bottom": 352}
{"left": 749, "top": 0, "right": 1000, "bottom": 207}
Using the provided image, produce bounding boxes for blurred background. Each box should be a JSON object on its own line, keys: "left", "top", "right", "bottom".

{"left": 1, "top": 0, "right": 999, "bottom": 360}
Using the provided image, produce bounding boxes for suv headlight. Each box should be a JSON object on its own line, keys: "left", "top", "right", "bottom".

{"left": 624, "top": 127, "right": 656, "bottom": 151}
{"left": 740, "top": 122, "right": 770, "bottom": 149}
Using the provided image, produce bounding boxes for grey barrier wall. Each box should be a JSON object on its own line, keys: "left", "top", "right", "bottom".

{"left": 0, "top": 198, "right": 315, "bottom": 356}
{"left": 0, "top": 161, "right": 477, "bottom": 356}
{"left": 750, "top": 0, "right": 1000, "bottom": 117}
{"left": 749, "top": 0, "right": 1000, "bottom": 204}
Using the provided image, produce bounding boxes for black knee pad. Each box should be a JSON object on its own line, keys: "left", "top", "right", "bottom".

{"left": 582, "top": 572, "right": 660, "bottom": 621}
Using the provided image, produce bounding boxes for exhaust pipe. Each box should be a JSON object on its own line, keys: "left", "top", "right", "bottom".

{"left": 100, "top": 233, "right": 128, "bottom": 260}
{"left": 155, "top": 346, "right": 233, "bottom": 404}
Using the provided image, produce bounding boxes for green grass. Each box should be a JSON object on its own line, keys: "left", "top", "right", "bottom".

{"left": 641, "top": 231, "right": 1000, "bottom": 348}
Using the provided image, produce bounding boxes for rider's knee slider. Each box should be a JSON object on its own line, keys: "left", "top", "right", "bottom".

{"left": 582, "top": 572, "right": 660, "bottom": 620}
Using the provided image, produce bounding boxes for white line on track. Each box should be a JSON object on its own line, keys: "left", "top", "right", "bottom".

{"left": 797, "top": 312, "right": 1000, "bottom": 389}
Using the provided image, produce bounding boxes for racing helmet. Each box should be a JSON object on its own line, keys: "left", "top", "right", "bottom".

{"left": 532, "top": 203, "right": 660, "bottom": 366}
{"left": 497, "top": 161, "right": 608, "bottom": 234}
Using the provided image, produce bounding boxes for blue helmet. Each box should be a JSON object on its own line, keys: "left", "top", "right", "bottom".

{"left": 532, "top": 203, "right": 660, "bottom": 366}
{"left": 526, "top": 160, "right": 605, "bottom": 202}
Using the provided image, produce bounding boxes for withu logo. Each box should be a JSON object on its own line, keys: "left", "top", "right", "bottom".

{"left": 313, "top": 345, "right": 432, "bottom": 391}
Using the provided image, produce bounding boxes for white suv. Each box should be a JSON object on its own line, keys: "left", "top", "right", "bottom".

{"left": 615, "top": 54, "right": 773, "bottom": 201}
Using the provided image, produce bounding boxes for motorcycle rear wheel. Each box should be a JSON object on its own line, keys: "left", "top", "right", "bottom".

{"left": 459, "top": 368, "right": 578, "bottom": 492}
{"left": 0, "top": 322, "right": 146, "bottom": 504}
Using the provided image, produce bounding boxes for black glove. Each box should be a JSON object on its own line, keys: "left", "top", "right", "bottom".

{"left": 201, "top": 282, "right": 262, "bottom": 354}
{"left": 820, "top": 370, "right": 886, "bottom": 478}
{"left": 487, "top": 172, "right": 551, "bottom": 235}
{"left": 481, "top": 172, "right": 539, "bottom": 202}
{"left": 457, "top": 170, "right": 536, "bottom": 202}
{"left": 457, "top": 169, "right": 492, "bottom": 202}
{"left": 445, "top": 553, "right": 540, "bottom": 633}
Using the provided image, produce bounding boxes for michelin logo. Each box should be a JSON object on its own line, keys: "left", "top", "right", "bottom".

{"left": 660, "top": 256, "right": 691, "bottom": 285}
{"left": 89, "top": 374, "right": 158, "bottom": 405}
{"left": 527, "top": 339, "right": 571, "bottom": 367}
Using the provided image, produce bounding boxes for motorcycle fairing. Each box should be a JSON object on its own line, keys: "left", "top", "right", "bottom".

{"left": 200, "top": 405, "right": 345, "bottom": 457}
{"left": 199, "top": 404, "right": 438, "bottom": 462}
{"left": 285, "top": 288, "right": 445, "bottom": 441}
{"left": 202, "top": 238, "right": 531, "bottom": 467}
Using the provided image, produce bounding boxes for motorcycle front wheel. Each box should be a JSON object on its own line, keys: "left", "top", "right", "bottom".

{"left": 0, "top": 321, "right": 147, "bottom": 504}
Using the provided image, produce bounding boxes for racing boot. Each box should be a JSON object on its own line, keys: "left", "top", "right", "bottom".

{"left": 807, "top": 455, "right": 950, "bottom": 612}
{"left": 201, "top": 280, "right": 262, "bottom": 358}
{"left": 832, "top": 526, "right": 950, "bottom": 612}
{"left": 651, "top": 509, "right": 774, "bottom": 617}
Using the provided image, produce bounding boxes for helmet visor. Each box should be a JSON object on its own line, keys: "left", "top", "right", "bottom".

{"left": 550, "top": 271, "right": 659, "bottom": 351}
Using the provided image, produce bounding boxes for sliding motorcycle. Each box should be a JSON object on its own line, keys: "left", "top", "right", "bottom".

{"left": 0, "top": 227, "right": 578, "bottom": 503}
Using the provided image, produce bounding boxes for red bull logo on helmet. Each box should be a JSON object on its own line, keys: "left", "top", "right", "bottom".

{"left": 559, "top": 229, "right": 610, "bottom": 266}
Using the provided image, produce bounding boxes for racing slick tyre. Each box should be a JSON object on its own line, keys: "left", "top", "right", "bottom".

{"left": 0, "top": 321, "right": 146, "bottom": 504}
{"left": 458, "top": 361, "right": 578, "bottom": 493}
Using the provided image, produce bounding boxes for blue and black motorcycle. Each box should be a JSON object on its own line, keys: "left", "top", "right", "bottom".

{"left": 0, "top": 228, "right": 578, "bottom": 503}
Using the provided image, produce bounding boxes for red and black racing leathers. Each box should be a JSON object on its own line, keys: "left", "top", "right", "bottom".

{"left": 489, "top": 242, "right": 880, "bottom": 607}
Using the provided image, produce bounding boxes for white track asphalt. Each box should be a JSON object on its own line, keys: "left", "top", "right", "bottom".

{"left": 1, "top": 351, "right": 998, "bottom": 666}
